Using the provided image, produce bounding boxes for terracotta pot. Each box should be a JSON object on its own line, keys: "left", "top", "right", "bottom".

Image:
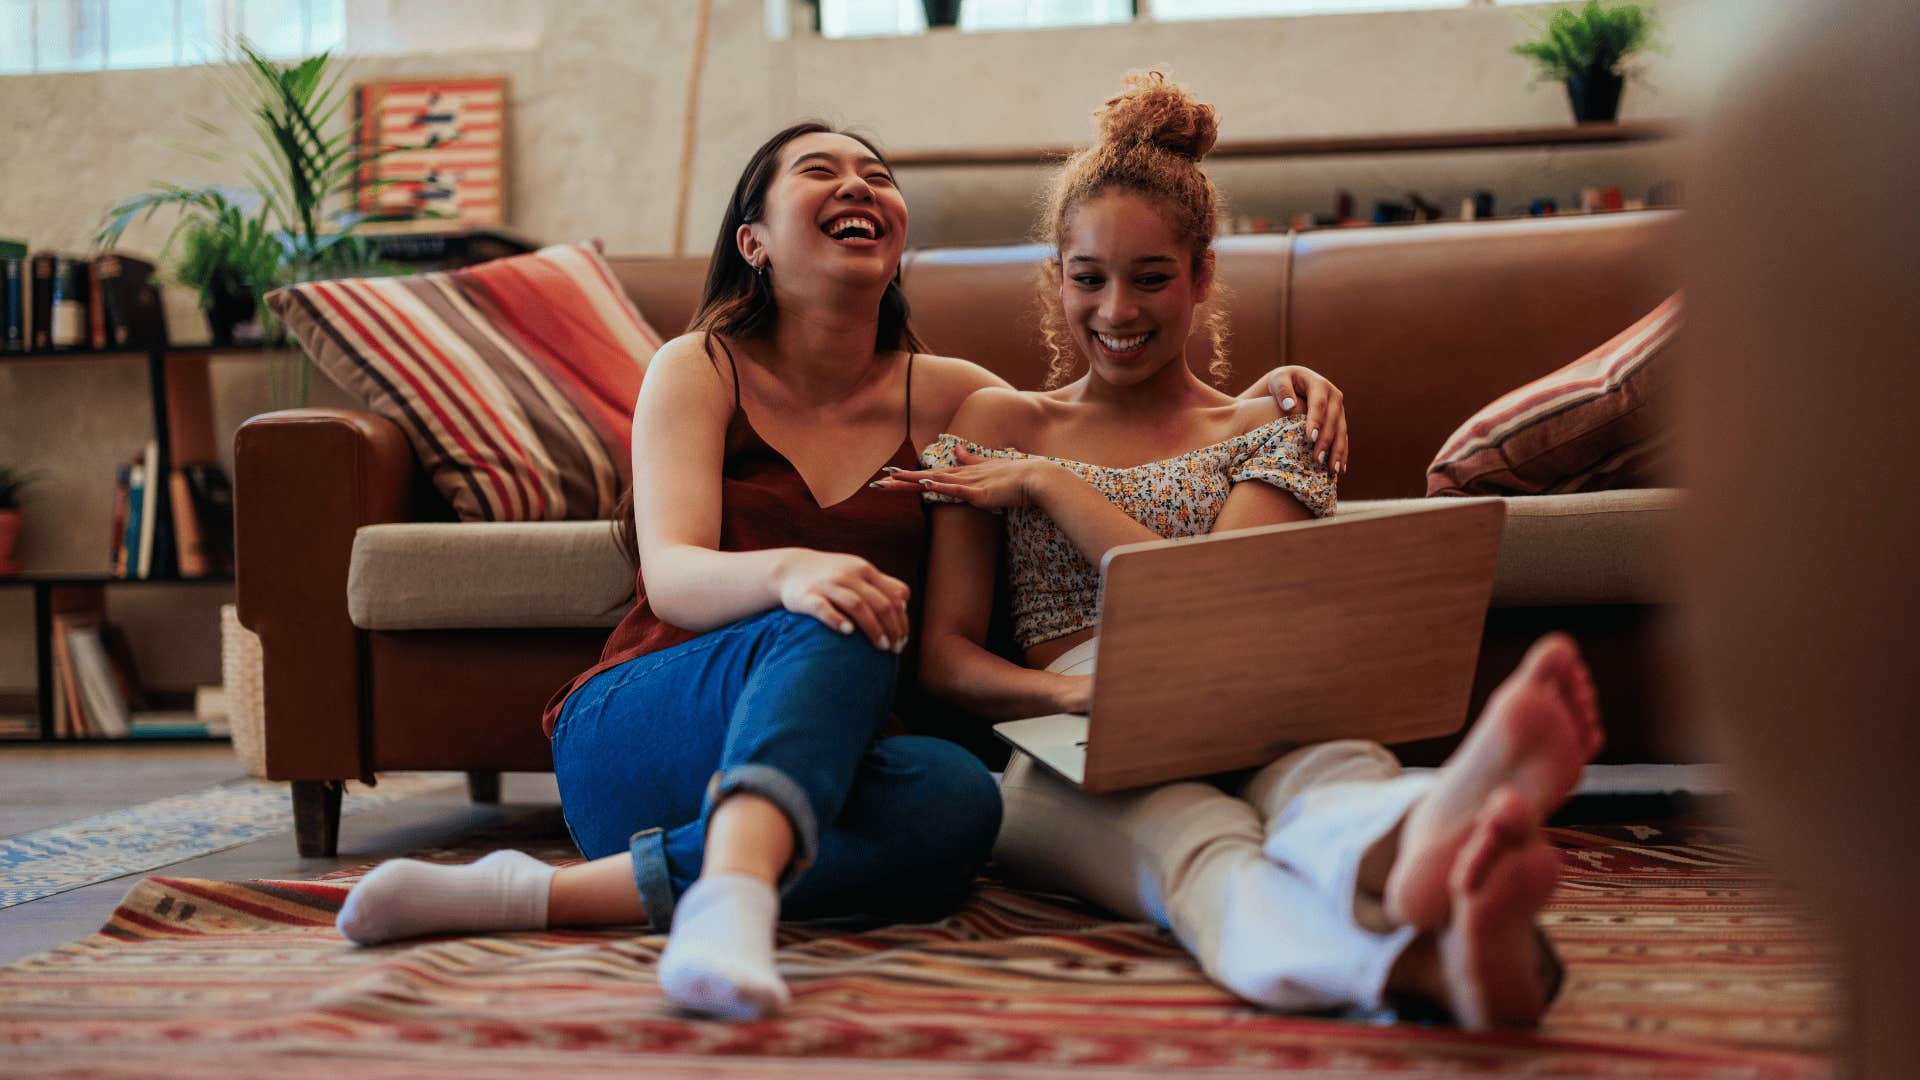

{"left": 0, "top": 509, "right": 20, "bottom": 576}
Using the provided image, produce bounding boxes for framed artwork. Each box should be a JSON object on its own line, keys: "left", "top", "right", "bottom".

{"left": 355, "top": 77, "right": 508, "bottom": 227}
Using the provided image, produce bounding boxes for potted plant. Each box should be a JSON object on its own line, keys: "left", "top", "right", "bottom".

{"left": 1512, "top": 0, "right": 1660, "bottom": 124}
{"left": 97, "top": 39, "right": 415, "bottom": 399}
{"left": 0, "top": 467, "right": 35, "bottom": 577}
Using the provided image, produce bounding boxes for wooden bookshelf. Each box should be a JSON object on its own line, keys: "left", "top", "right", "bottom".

{"left": 885, "top": 120, "right": 1680, "bottom": 167}
{"left": 1, "top": 344, "right": 238, "bottom": 743}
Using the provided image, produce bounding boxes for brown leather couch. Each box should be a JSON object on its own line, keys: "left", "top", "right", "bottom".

{"left": 236, "top": 212, "right": 1682, "bottom": 856}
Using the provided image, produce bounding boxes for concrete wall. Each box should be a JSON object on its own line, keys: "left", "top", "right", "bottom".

{"left": 0, "top": 0, "right": 1714, "bottom": 694}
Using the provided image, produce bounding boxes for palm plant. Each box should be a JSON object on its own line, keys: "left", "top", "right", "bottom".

{"left": 97, "top": 39, "right": 417, "bottom": 400}
{"left": 1512, "top": 1, "right": 1660, "bottom": 122}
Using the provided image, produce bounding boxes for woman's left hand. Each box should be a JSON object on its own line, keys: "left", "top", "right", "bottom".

{"left": 871, "top": 444, "right": 1063, "bottom": 511}
{"left": 1260, "top": 365, "right": 1349, "bottom": 476}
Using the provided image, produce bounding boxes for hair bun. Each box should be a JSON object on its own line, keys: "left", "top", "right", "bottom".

{"left": 1095, "top": 70, "right": 1218, "bottom": 162}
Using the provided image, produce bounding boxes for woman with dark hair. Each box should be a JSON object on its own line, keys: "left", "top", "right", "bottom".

{"left": 331, "top": 121, "right": 1353, "bottom": 1021}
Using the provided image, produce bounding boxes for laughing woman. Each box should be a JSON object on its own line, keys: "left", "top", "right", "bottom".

{"left": 888, "top": 73, "right": 1601, "bottom": 1028}
{"left": 329, "top": 119, "right": 1352, "bottom": 1021}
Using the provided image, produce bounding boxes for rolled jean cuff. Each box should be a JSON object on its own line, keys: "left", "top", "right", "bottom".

{"left": 708, "top": 763, "right": 820, "bottom": 894}
{"left": 629, "top": 827, "right": 677, "bottom": 931}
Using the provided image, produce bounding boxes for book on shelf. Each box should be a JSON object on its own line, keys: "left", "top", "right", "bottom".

{"left": 3, "top": 248, "right": 169, "bottom": 354}
{"left": 85, "top": 259, "right": 108, "bottom": 350}
{"left": 47, "top": 255, "right": 87, "bottom": 348}
{"left": 63, "top": 620, "right": 131, "bottom": 738}
{"left": 119, "top": 458, "right": 145, "bottom": 579}
{"left": 136, "top": 441, "right": 159, "bottom": 579}
{"left": 2, "top": 248, "right": 23, "bottom": 353}
{"left": 28, "top": 252, "right": 56, "bottom": 350}
{"left": 93, "top": 254, "right": 167, "bottom": 349}
{"left": 182, "top": 463, "right": 234, "bottom": 575}
{"left": 127, "top": 712, "right": 229, "bottom": 739}
{"left": 170, "top": 471, "right": 211, "bottom": 577}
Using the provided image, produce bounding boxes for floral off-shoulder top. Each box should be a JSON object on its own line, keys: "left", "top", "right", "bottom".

{"left": 921, "top": 416, "right": 1336, "bottom": 650}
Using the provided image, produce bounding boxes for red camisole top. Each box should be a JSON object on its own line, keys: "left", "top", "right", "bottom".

{"left": 540, "top": 349, "right": 926, "bottom": 737}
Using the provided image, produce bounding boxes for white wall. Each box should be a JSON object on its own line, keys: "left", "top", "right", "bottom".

{"left": 0, "top": 0, "right": 1712, "bottom": 693}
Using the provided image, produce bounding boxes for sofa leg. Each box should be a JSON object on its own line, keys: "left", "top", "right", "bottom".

{"left": 292, "top": 780, "right": 343, "bottom": 857}
{"left": 467, "top": 770, "right": 501, "bottom": 805}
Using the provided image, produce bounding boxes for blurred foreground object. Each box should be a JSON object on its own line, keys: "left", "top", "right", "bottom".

{"left": 1676, "top": 2, "right": 1918, "bottom": 1078}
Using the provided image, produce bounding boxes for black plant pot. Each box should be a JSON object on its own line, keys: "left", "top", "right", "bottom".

{"left": 203, "top": 277, "right": 257, "bottom": 348}
{"left": 1564, "top": 67, "right": 1625, "bottom": 124}
{"left": 922, "top": 0, "right": 961, "bottom": 28}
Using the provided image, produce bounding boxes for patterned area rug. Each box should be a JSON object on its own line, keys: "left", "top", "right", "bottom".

{"left": 0, "top": 773, "right": 463, "bottom": 908}
{"left": 0, "top": 814, "right": 1840, "bottom": 1079}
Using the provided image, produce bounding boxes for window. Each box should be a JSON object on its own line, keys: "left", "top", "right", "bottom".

{"left": 0, "top": 0, "right": 346, "bottom": 75}
{"left": 817, "top": 1, "right": 1512, "bottom": 37}
{"left": 819, "top": 0, "right": 1133, "bottom": 38}
{"left": 1150, "top": 0, "right": 1463, "bottom": 18}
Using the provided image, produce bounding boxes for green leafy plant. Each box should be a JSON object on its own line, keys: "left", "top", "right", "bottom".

{"left": 96, "top": 39, "right": 420, "bottom": 401}
{"left": 0, "top": 467, "right": 37, "bottom": 511}
{"left": 1512, "top": 0, "right": 1660, "bottom": 83}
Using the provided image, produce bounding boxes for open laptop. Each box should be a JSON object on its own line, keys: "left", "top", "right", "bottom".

{"left": 994, "top": 499, "right": 1506, "bottom": 793}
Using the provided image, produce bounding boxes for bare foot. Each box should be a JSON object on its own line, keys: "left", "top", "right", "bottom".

{"left": 1437, "top": 791, "right": 1562, "bottom": 1030}
{"left": 1382, "top": 633, "right": 1598, "bottom": 929}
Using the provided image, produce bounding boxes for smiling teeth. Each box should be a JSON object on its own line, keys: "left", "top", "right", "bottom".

{"left": 827, "top": 216, "right": 877, "bottom": 238}
{"left": 1096, "top": 331, "right": 1150, "bottom": 351}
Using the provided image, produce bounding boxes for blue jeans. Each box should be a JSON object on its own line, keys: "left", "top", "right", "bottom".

{"left": 551, "top": 608, "right": 1002, "bottom": 930}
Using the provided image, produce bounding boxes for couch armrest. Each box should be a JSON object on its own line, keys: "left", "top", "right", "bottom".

{"left": 235, "top": 408, "right": 417, "bottom": 782}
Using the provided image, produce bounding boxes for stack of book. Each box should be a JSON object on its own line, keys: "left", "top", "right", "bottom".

{"left": 109, "top": 446, "right": 234, "bottom": 579}
{"left": 46, "top": 612, "right": 230, "bottom": 739}
{"left": 0, "top": 239, "right": 168, "bottom": 353}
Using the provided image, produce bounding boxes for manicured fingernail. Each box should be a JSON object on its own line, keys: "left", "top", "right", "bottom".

{"left": 1336, "top": 461, "right": 1346, "bottom": 475}
{"left": 878, "top": 636, "right": 891, "bottom": 652}
{"left": 894, "top": 638, "right": 908, "bottom": 655}
{"left": 918, "top": 479, "right": 932, "bottom": 486}
{"left": 1317, "top": 450, "right": 1328, "bottom": 465}
{"left": 869, "top": 481, "right": 885, "bottom": 489}
{"left": 1281, "top": 396, "right": 1296, "bottom": 411}
{"left": 881, "top": 466, "right": 901, "bottom": 473}
{"left": 1309, "top": 427, "right": 1319, "bottom": 442}
{"left": 839, "top": 621, "right": 854, "bottom": 634}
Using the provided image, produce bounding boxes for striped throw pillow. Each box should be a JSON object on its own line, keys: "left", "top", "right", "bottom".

{"left": 1427, "top": 293, "right": 1681, "bottom": 498}
{"left": 266, "top": 242, "right": 663, "bottom": 521}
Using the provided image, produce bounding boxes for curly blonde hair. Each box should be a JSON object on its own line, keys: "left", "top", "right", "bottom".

{"left": 1036, "top": 70, "right": 1231, "bottom": 389}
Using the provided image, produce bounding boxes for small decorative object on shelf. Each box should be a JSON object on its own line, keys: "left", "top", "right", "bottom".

{"left": 0, "top": 466, "right": 34, "bottom": 577}
{"left": 1511, "top": 0, "right": 1662, "bottom": 124}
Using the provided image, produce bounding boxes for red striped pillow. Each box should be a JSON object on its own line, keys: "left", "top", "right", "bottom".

{"left": 266, "top": 242, "right": 663, "bottom": 521}
{"left": 1427, "top": 293, "right": 1681, "bottom": 498}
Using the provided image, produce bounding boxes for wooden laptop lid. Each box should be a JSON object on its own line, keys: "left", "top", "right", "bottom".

{"left": 1079, "top": 500, "right": 1505, "bottom": 793}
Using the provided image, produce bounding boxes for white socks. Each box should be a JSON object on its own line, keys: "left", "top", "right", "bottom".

{"left": 658, "top": 871, "right": 789, "bottom": 1020}
{"left": 336, "top": 849, "right": 555, "bottom": 946}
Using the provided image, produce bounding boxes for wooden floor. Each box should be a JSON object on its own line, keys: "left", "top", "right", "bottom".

{"left": 0, "top": 744, "right": 561, "bottom": 966}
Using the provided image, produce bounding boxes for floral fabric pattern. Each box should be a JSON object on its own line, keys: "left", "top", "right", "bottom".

{"left": 922, "top": 416, "right": 1335, "bottom": 649}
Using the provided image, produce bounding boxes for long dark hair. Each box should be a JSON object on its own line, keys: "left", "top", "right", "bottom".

{"left": 611, "top": 121, "right": 926, "bottom": 567}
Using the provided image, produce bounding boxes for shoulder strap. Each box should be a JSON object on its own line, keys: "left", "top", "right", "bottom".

{"left": 904, "top": 352, "right": 916, "bottom": 445}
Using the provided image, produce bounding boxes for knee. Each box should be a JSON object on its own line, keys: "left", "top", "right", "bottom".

{"left": 764, "top": 609, "right": 898, "bottom": 678}
{"left": 889, "top": 736, "right": 1004, "bottom": 864}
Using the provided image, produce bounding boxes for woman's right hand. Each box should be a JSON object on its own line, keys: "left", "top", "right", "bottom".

{"left": 777, "top": 550, "right": 912, "bottom": 654}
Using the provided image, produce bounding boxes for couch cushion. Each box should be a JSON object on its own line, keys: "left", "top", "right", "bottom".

{"left": 1345, "top": 488, "right": 1681, "bottom": 606}
{"left": 267, "top": 242, "right": 662, "bottom": 523}
{"left": 349, "top": 522, "right": 634, "bottom": 630}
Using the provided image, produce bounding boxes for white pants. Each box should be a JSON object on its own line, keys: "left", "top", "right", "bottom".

{"left": 993, "top": 637, "right": 1432, "bottom": 1012}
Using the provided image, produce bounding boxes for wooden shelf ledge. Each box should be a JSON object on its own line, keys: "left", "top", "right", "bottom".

{"left": 887, "top": 120, "right": 1681, "bottom": 167}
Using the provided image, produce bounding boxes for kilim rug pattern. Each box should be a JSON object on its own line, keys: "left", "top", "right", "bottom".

{"left": 0, "top": 773, "right": 463, "bottom": 908}
{"left": 0, "top": 817, "right": 1840, "bottom": 1079}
